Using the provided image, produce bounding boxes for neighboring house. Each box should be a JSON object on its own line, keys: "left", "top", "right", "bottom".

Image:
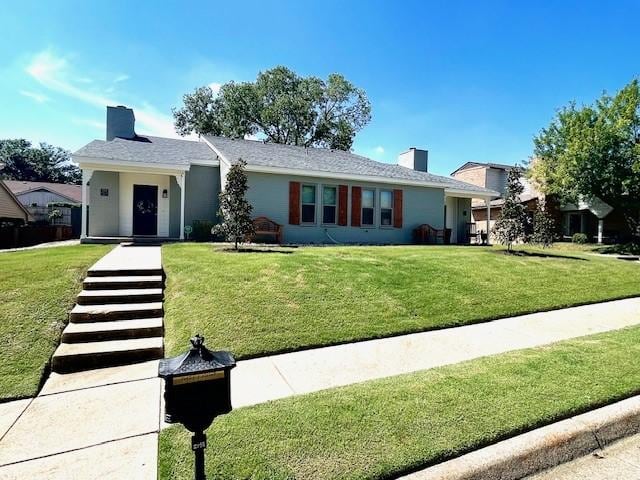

{"left": 4, "top": 180, "right": 82, "bottom": 224}
{"left": 451, "top": 161, "right": 630, "bottom": 244}
{"left": 73, "top": 106, "right": 498, "bottom": 244}
{"left": 0, "top": 180, "right": 31, "bottom": 224}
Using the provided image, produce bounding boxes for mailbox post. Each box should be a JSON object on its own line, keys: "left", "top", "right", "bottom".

{"left": 159, "top": 335, "right": 236, "bottom": 480}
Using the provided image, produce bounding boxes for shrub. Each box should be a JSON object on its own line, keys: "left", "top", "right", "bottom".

{"left": 529, "top": 198, "right": 556, "bottom": 248}
{"left": 190, "top": 220, "right": 215, "bottom": 242}
{"left": 572, "top": 233, "right": 589, "bottom": 244}
{"left": 492, "top": 167, "right": 529, "bottom": 252}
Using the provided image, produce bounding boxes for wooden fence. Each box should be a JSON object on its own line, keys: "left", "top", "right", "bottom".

{"left": 0, "top": 225, "right": 75, "bottom": 249}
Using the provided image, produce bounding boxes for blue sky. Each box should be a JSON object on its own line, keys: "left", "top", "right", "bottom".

{"left": 2, "top": 0, "right": 638, "bottom": 176}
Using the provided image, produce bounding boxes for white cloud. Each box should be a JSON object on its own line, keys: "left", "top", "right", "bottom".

{"left": 26, "top": 49, "right": 180, "bottom": 139}
{"left": 374, "top": 146, "right": 385, "bottom": 155}
{"left": 114, "top": 74, "right": 129, "bottom": 83}
{"left": 19, "top": 90, "right": 50, "bottom": 103}
{"left": 208, "top": 82, "right": 222, "bottom": 96}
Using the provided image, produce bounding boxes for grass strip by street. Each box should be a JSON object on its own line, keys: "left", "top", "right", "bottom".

{"left": 159, "top": 324, "right": 640, "bottom": 480}
{"left": 0, "top": 244, "right": 111, "bottom": 401}
{"left": 162, "top": 243, "right": 640, "bottom": 358}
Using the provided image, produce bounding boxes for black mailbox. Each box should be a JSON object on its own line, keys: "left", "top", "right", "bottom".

{"left": 159, "top": 335, "right": 236, "bottom": 480}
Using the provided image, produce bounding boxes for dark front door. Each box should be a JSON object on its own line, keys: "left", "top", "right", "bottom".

{"left": 133, "top": 185, "right": 158, "bottom": 236}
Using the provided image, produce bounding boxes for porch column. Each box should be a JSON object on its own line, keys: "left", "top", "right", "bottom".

{"left": 175, "top": 173, "right": 185, "bottom": 240}
{"left": 486, "top": 198, "right": 491, "bottom": 245}
{"left": 597, "top": 218, "right": 604, "bottom": 244}
{"left": 80, "top": 168, "right": 93, "bottom": 239}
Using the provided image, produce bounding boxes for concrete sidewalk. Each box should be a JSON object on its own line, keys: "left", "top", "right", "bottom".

{"left": 0, "top": 363, "right": 161, "bottom": 479}
{"left": 230, "top": 297, "right": 640, "bottom": 408}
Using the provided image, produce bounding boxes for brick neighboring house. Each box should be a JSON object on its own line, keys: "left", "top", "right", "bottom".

{"left": 451, "top": 161, "right": 632, "bottom": 244}
{"left": 450, "top": 162, "right": 541, "bottom": 242}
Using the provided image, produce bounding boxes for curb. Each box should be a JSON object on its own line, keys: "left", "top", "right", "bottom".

{"left": 400, "top": 395, "right": 640, "bottom": 480}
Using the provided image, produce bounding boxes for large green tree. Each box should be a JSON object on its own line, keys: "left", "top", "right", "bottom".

{"left": 531, "top": 79, "right": 640, "bottom": 240}
{"left": 173, "top": 66, "right": 371, "bottom": 151}
{"left": 0, "top": 139, "right": 80, "bottom": 184}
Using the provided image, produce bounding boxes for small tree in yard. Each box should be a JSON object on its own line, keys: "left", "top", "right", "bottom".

{"left": 530, "top": 197, "right": 556, "bottom": 248}
{"left": 213, "top": 159, "right": 254, "bottom": 250}
{"left": 493, "top": 167, "right": 529, "bottom": 252}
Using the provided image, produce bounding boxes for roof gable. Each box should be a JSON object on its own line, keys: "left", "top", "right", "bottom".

{"left": 4, "top": 180, "right": 82, "bottom": 203}
{"left": 451, "top": 161, "right": 515, "bottom": 176}
{"left": 0, "top": 181, "right": 31, "bottom": 220}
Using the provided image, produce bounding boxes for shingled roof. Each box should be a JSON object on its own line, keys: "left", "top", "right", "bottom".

{"left": 205, "top": 136, "right": 496, "bottom": 195}
{"left": 4, "top": 180, "right": 82, "bottom": 203}
{"left": 73, "top": 133, "right": 497, "bottom": 196}
{"left": 73, "top": 135, "right": 216, "bottom": 167}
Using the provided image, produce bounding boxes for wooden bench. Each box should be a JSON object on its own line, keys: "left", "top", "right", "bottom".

{"left": 413, "top": 224, "right": 449, "bottom": 244}
{"left": 250, "top": 216, "right": 283, "bottom": 244}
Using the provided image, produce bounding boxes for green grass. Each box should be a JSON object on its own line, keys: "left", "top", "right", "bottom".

{"left": 162, "top": 244, "right": 640, "bottom": 358}
{"left": 0, "top": 244, "right": 111, "bottom": 400}
{"left": 159, "top": 325, "right": 640, "bottom": 480}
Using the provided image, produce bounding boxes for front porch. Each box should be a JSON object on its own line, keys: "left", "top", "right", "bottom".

{"left": 79, "top": 164, "right": 187, "bottom": 241}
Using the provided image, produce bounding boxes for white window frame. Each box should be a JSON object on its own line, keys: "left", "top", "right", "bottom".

{"left": 321, "top": 185, "right": 338, "bottom": 225}
{"left": 300, "top": 184, "right": 317, "bottom": 225}
{"left": 379, "top": 190, "right": 394, "bottom": 227}
{"left": 361, "top": 188, "right": 376, "bottom": 226}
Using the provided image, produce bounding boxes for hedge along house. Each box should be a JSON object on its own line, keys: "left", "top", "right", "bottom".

{"left": 74, "top": 106, "right": 498, "bottom": 244}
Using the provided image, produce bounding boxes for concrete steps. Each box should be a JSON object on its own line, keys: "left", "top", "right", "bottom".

{"left": 51, "top": 337, "right": 164, "bottom": 373}
{"left": 62, "top": 318, "right": 164, "bottom": 343}
{"left": 69, "top": 302, "right": 163, "bottom": 322}
{"left": 76, "top": 288, "right": 164, "bottom": 305}
{"left": 87, "top": 267, "right": 164, "bottom": 278}
{"left": 83, "top": 275, "right": 164, "bottom": 290}
{"left": 52, "top": 245, "right": 165, "bottom": 374}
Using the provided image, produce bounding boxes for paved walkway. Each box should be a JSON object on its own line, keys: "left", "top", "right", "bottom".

{"left": 230, "top": 297, "right": 640, "bottom": 408}
{"left": 0, "top": 239, "right": 79, "bottom": 253}
{"left": 529, "top": 433, "right": 640, "bottom": 479}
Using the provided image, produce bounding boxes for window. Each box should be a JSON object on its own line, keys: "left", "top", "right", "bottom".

{"left": 380, "top": 190, "right": 393, "bottom": 226}
{"left": 301, "top": 185, "right": 316, "bottom": 223}
{"left": 362, "top": 189, "right": 375, "bottom": 226}
{"left": 322, "top": 186, "right": 337, "bottom": 224}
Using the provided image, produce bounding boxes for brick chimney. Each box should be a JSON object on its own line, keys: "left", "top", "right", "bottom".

{"left": 106, "top": 106, "right": 136, "bottom": 141}
{"left": 398, "top": 148, "right": 428, "bottom": 172}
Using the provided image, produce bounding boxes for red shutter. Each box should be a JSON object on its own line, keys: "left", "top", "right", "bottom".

{"left": 289, "top": 182, "right": 300, "bottom": 225}
{"left": 393, "top": 189, "right": 403, "bottom": 228}
{"left": 338, "top": 185, "right": 348, "bottom": 226}
{"left": 351, "top": 186, "right": 361, "bottom": 227}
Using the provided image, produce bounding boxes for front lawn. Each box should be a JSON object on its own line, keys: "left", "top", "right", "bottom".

{"left": 162, "top": 244, "right": 640, "bottom": 358}
{"left": 0, "top": 244, "right": 111, "bottom": 400}
{"left": 159, "top": 324, "right": 640, "bottom": 479}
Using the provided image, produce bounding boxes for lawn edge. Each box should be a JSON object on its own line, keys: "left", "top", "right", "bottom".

{"left": 398, "top": 393, "right": 640, "bottom": 480}
{"left": 220, "top": 294, "right": 640, "bottom": 362}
